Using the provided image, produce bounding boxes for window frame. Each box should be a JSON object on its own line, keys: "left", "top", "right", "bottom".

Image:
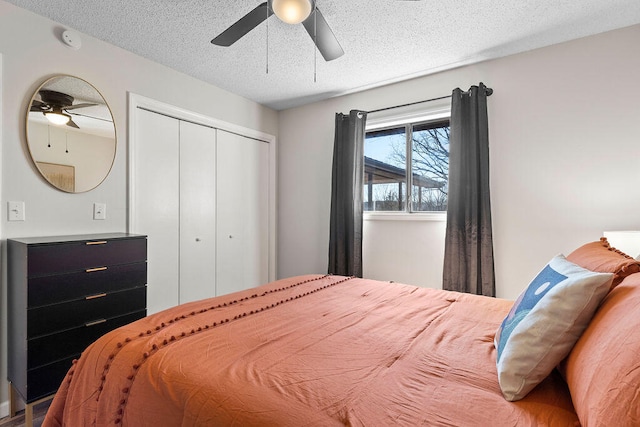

{"left": 364, "top": 103, "right": 451, "bottom": 221}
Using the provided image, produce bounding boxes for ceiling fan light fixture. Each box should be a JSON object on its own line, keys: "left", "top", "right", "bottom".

{"left": 271, "top": 0, "right": 313, "bottom": 24}
{"left": 44, "top": 109, "right": 71, "bottom": 126}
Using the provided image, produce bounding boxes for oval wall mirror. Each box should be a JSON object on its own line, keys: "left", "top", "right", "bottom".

{"left": 26, "top": 75, "right": 116, "bottom": 193}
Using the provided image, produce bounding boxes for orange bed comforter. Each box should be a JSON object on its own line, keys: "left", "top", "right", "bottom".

{"left": 44, "top": 275, "right": 579, "bottom": 426}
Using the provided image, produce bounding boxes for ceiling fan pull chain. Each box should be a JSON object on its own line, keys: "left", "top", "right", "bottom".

{"left": 47, "top": 124, "right": 52, "bottom": 148}
{"left": 266, "top": 1, "right": 270, "bottom": 74}
{"left": 314, "top": 10, "right": 317, "bottom": 83}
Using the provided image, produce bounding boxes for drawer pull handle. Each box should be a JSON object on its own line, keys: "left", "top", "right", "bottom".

{"left": 85, "top": 319, "right": 107, "bottom": 327}
{"left": 86, "top": 241, "right": 108, "bottom": 245}
{"left": 86, "top": 267, "right": 108, "bottom": 273}
{"left": 85, "top": 293, "right": 107, "bottom": 300}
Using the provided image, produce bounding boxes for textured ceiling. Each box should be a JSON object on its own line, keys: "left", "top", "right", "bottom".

{"left": 6, "top": 0, "right": 640, "bottom": 110}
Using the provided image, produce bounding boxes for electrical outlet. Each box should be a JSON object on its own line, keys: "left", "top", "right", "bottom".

{"left": 8, "top": 201, "right": 25, "bottom": 221}
{"left": 93, "top": 203, "right": 106, "bottom": 220}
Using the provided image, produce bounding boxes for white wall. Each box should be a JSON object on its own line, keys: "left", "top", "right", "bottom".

{"left": 0, "top": 1, "right": 277, "bottom": 413}
{"left": 364, "top": 218, "right": 447, "bottom": 289}
{"left": 278, "top": 24, "right": 640, "bottom": 300}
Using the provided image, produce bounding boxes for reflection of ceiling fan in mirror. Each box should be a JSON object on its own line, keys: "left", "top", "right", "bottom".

{"left": 211, "top": 0, "right": 344, "bottom": 61}
{"left": 30, "top": 90, "right": 97, "bottom": 129}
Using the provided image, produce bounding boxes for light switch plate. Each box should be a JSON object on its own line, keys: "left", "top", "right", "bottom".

{"left": 93, "top": 202, "right": 106, "bottom": 220}
{"left": 8, "top": 201, "right": 25, "bottom": 221}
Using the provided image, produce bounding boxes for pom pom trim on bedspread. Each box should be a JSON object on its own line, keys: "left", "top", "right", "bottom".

{"left": 64, "top": 274, "right": 356, "bottom": 425}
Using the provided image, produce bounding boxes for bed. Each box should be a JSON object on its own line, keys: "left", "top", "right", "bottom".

{"left": 43, "top": 239, "right": 640, "bottom": 426}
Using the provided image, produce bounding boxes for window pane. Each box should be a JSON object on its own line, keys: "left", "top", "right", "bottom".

{"left": 364, "top": 127, "right": 406, "bottom": 211}
{"left": 411, "top": 121, "right": 449, "bottom": 211}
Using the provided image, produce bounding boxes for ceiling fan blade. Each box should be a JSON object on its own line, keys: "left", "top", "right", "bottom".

{"left": 65, "top": 103, "right": 98, "bottom": 111}
{"left": 69, "top": 111, "right": 114, "bottom": 123}
{"left": 302, "top": 8, "right": 344, "bottom": 61}
{"left": 30, "top": 100, "right": 49, "bottom": 112}
{"left": 66, "top": 118, "right": 80, "bottom": 129}
{"left": 211, "top": 2, "right": 273, "bottom": 47}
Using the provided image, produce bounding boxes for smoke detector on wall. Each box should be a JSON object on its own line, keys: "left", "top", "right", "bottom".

{"left": 61, "top": 30, "right": 82, "bottom": 50}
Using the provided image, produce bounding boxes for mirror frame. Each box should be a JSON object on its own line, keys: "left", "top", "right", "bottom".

{"left": 25, "top": 75, "right": 117, "bottom": 193}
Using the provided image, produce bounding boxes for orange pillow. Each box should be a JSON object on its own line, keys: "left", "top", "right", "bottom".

{"left": 566, "top": 238, "right": 640, "bottom": 288}
{"left": 563, "top": 273, "right": 640, "bottom": 425}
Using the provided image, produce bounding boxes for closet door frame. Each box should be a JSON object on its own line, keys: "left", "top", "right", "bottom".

{"left": 0, "top": 54, "right": 3, "bottom": 246}
{"left": 127, "top": 93, "right": 277, "bottom": 283}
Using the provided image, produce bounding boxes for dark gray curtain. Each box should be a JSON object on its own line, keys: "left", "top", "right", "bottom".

{"left": 328, "top": 110, "right": 367, "bottom": 277}
{"left": 443, "top": 83, "right": 495, "bottom": 296}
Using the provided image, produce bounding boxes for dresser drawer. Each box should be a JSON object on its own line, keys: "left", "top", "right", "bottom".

{"left": 28, "top": 286, "right": 146, "bottom": 338}
{"left": 28, "top": 310, "right": 146, "bottom": 370}
{"left": 27, "top": 237, "right": 147, "bottom": 277}
{"left": 26, "top": 356, "right": 76, "bottom": 403}
{"left": 28, "top": 262, "right": 147, "bottom": 308}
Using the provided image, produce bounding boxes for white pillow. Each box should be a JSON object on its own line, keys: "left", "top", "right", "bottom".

{"left": 494, "top": 254, "right": 613, "bottom": 401}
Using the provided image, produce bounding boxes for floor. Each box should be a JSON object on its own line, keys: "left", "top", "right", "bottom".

{"left": 0, "top": 400, "right": 51, "bottom": 427}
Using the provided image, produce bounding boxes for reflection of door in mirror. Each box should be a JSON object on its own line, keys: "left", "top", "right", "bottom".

{"left": 26, "top": 75, "right": 116, "bottom": 193}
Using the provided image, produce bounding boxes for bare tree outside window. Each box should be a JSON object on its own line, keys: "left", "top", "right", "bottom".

{"left": 412, "top": 122, "right": 449, "bottom": 211}
{"left": 364, "top": 119, "right": 449, "bottom": 213}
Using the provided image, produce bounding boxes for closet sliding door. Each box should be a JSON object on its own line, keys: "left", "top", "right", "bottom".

{"left": 216, "top": 130, "right": 269, "bottom": 295}
{"left": 133, "top": 109, "right": 180, "bottom": 314}
{"left": 179, "top": 121, "right": 217, "bottom": 304}
{"left": 131, "top": 100, "right": 273, "bottom": 314}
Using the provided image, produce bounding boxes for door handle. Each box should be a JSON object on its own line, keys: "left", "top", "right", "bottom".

{"left": 85, "top": 319, "right": 107, "bottom": 327}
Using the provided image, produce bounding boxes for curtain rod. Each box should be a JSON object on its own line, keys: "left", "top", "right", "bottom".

{"left": 366, "top": 86, "right": 493, "bottom": 115}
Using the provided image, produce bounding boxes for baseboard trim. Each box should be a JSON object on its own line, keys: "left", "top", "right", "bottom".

{"left": 0, "top": 400, "right": 9, "bottom": 419}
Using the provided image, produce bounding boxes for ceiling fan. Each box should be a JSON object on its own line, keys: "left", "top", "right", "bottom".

{"left": 30, "top": 90, "right": 97, "bottom": 129}
{"left": 211, "top": 0, "right": 344, "bottom": 61}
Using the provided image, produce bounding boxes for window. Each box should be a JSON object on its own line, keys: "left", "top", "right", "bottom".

{"left": 364, "top": 118, "right": 450, "bottom": 213}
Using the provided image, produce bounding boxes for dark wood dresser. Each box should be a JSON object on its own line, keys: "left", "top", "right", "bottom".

{"left": 7, "top": 233, "right": 147, "bottom": 424}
